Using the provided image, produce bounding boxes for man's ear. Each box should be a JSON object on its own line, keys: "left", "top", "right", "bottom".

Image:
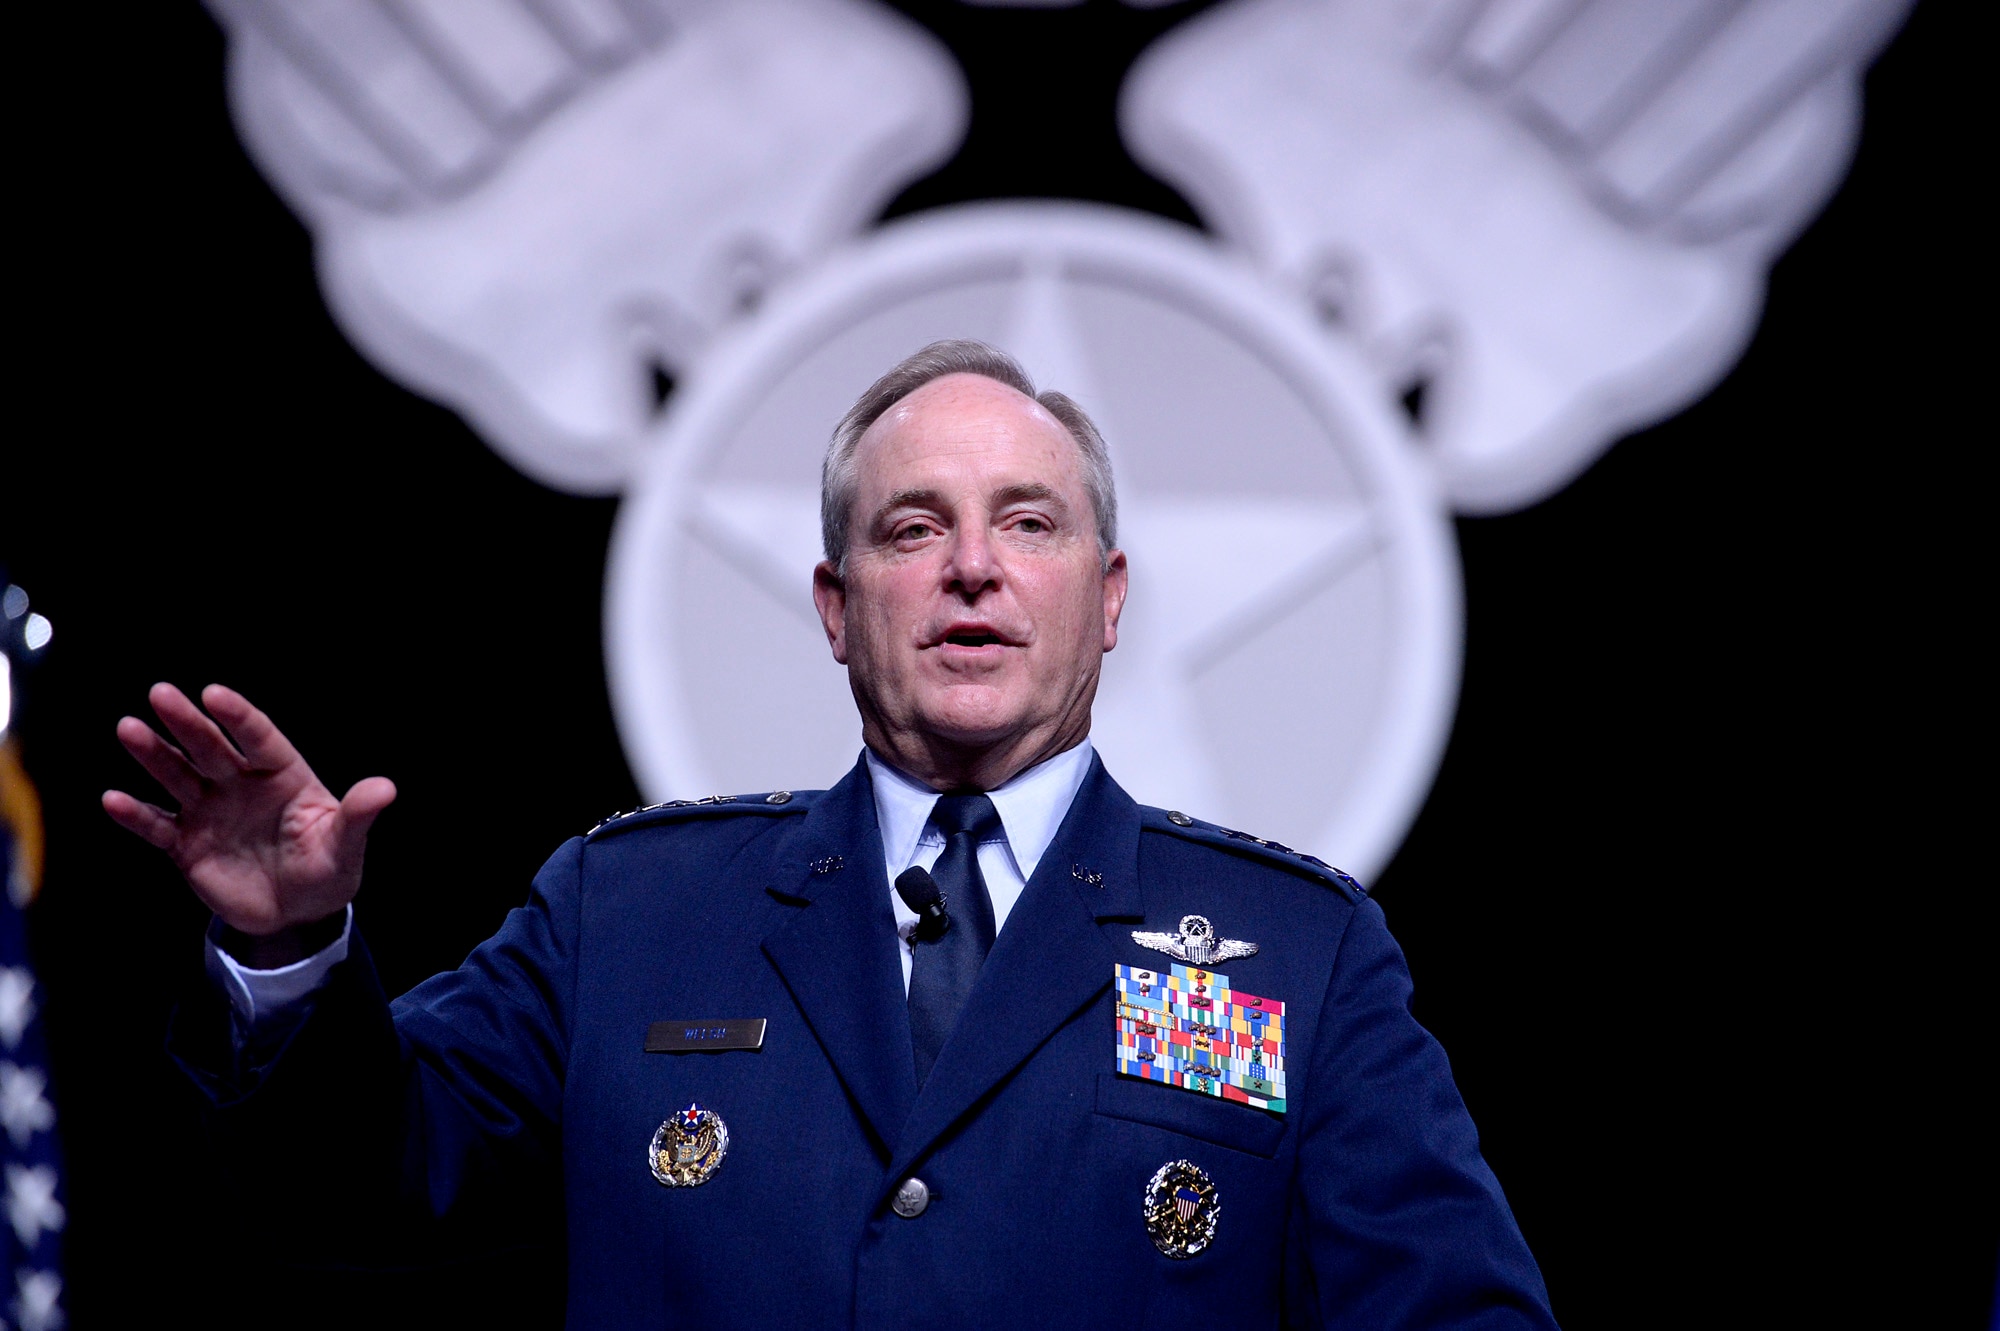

{"left": 813, "top": 560, "right": 850, "bottom": 664}
{"left": 1101, "top": 549, "right": 1129, "bottom": 653}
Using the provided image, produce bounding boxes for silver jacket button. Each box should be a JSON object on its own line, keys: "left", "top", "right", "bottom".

{"left": 766, "top": 790, "right": 793, "bottom": 805}
{"left": 891, "top": 1177, "right": 930, "bottom": 1218}
{"left": 1167, "top": 810, "right": 1193, "bottom": 826}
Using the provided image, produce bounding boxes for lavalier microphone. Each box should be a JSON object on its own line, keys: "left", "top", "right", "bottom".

{"left": 894, "top": 866, "right": 950, "bottom": 942}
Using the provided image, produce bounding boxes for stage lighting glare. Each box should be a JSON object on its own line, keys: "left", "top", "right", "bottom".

{"left": 21, "top": 616, "right": 51, "bottom": 653}
{"left": 0, "top": 655, "right": 10, "bottom": 738}
{"left": 1, "top": 586, "right": 26, "bottom": 620}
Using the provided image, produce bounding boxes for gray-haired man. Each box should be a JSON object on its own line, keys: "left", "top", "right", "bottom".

{"left": 109, "top": 341, "right": 1554, "bottom": 1327}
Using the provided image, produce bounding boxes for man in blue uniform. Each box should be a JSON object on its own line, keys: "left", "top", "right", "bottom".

{"left": 105, "top": 341, "right": 1556, "bottom": 1326}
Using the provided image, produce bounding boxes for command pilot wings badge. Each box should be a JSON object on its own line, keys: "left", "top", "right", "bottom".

{"left": 1132, "top": 915, "right": 1258, "bottom": 966}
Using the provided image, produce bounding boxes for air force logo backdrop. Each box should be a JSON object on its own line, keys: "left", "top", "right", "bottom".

{"left": 607, "top": 204, "right": 1458, "bottom": 876}
{"left": 204, "top": 0, "right": 1911, "bottom": 877}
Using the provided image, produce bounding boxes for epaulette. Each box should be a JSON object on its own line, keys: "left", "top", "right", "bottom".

{"left": 587, "top": 790, "right": 812, "bottom": 838}
{"left": 1140, "top": 805, "right": 1369, "bottom": 901}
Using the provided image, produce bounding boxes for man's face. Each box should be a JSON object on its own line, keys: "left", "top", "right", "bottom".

{"left": 813, "top": 373, "right": 1127, "bottom": 786}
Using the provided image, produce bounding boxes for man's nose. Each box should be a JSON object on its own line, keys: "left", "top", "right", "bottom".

{"left": 943, "top": 522, "right": 999, "bottom": 598}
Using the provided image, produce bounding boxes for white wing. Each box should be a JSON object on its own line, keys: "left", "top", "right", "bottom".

{"left": 1131, "top": 931, "right": 1183, "bottom": 954}
{"left": 209, "top": 0, "right": 967, "bottom": 491}
{"left": 1212, "top": 938, "right": 1260, "bottom": 963}
{"left": 1123, "top": 0, "right": 1912, "bottom": 512}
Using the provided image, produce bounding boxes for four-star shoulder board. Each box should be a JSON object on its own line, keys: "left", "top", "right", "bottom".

{"left": 588, "top": 790, "right": 807, "bottom": 838}
{"left": 1145, "top": 807, "right": 1368, "bottom": 901}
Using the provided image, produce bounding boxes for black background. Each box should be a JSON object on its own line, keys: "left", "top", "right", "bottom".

{"left": 5, "top": 2, "right": 1990, "bottom": 1326}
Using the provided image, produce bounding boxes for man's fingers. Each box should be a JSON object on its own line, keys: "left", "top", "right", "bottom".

{"left": 150, "top": 682, "right": 248, "bottom": 782}
{"left": 115, "top": 715, "right": 205, "bottom": 804}
{"left": 102, "top": 789, "right": 180, "bottom": 851}
{"left": 203, "top": 684, "right": 307, "bottom": 774}
{"left": 333, "top": 776, "right": 397, "bottom": 869}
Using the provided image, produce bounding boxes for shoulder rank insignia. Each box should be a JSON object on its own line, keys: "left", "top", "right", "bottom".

{"left": 1153, "top": 810, "right": 1367, "bottom": 896}
{"left": 591, "top": 794, "right": 741, "bottom": 835}
{"left": 1132, "top": 914, "right": 1258, "bottom": 965}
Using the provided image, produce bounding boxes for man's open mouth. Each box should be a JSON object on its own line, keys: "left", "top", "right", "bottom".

{"left": 944, "top": 631, "right": 1003, "bottom": 647}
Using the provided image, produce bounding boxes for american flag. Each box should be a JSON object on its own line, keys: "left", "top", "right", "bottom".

{"left": 3, "top": 580, "right": 64, "bottom": 1331}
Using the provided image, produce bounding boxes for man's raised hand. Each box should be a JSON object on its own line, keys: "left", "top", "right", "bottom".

{"left": 103, "top": 684, "right": 395, "bottom": 965}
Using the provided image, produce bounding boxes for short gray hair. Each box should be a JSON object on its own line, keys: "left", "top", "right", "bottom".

{"left": 820, "top": 339, "right": 1119, "bottom": 571}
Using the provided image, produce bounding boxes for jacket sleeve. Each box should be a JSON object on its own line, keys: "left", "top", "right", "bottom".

{"left": 1287, "top": 898, "right": 1558, "bottom": 1329}
{"left": 165, "top": 836, "right": 585, "bottom": 1261}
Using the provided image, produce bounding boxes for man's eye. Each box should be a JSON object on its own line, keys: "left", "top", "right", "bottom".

{"left": 1016, "top": 517, "right": 1046, "bottom": 533}
{"left": 897, "top": 522, "right": 934, "bottom": 540}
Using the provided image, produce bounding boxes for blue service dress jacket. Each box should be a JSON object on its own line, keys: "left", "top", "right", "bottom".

{"left": 169, "top": 754, "right": 1557, "bottom": 1329}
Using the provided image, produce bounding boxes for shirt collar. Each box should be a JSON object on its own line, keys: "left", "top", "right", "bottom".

{"left": 866, "top": 738, "right": 1096, "bottom": 882}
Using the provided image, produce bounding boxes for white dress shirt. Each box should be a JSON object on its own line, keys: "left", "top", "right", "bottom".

{"left": 212, "top": 742, "right": 1096, "bottom": 1023}
{"left": 206, "top": 906, "right": 353, "bottom": 1027}
{"left": 867, "top": 741, "right": 1095, "bottom": 993}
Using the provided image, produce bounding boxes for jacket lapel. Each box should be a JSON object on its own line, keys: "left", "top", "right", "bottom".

{"left": 760, "top": 758, "right": 918, "bottom": 1159}
{"left": 887, "top": 756, "right": 1144, "bottom": 1183}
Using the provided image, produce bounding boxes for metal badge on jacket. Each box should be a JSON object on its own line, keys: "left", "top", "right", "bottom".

{"left": 1143, "top": 1159, "right": 1219, "bottom": 1258}
{"left": 1131, "top": 914, "right": 1258, "bottom": 965}
{"left": 649, "top": 1102, "right": 729, "bottom": 1187}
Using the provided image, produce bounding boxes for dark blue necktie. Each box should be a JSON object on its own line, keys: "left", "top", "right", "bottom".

{"left": 902, "top": 794, "right": 1001, "bottom": 1088}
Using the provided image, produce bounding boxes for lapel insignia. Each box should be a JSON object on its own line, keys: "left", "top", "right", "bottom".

{"left": 1131, "top": 914, "right": 1258, "bottom": 965}
{"left": 808, "top": 855, "right": 845, "bottom": 876}
{"left": 648, "top": 1102, "right": 729, "bottom": 1187}
{"left": 1114, "top": 963, "right": 1287, "bottom": 1113}
{"left": 1143, "top": 1159, "right": 1219, "bottom": 1258}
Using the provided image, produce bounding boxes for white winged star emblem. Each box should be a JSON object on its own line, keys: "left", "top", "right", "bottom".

{"left": 1131, "top": 915, "right": 1258, "bottom": 967}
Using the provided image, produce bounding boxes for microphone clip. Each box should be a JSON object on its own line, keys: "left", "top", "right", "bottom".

{"left": 894, "top": 866, "right": 950, "bottom": 943}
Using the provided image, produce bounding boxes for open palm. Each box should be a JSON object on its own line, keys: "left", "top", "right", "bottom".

{"left": 103, "top": 683, "right": 395, "bottom": 942}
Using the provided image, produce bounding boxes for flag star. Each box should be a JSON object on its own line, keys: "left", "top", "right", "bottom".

{"left": 11, "top": 1268, "right": 65, "bottom": 1331}
{"left": 5, "top": 1164, "right": 65, "bottom": 1249}
{"left": 0, "top": 1064, "right": 55, "bottom": 1149}
{"left": 0, "top": 968, "right": 34, "bottom": 1050}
